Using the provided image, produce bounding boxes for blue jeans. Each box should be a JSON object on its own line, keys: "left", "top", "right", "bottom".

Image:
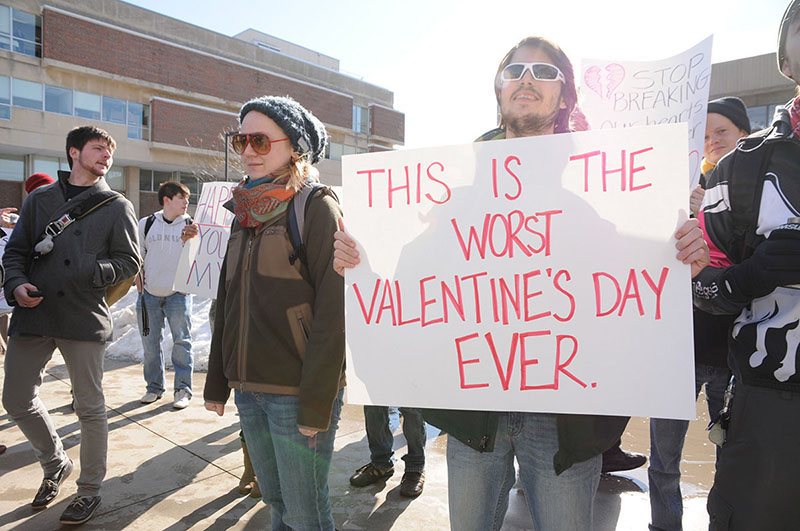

{"left": 364, "top": 406, "right": 426, "bottom": 473}
{"left": 447, "top": 412, "right": 600, "bottom": 531}
{"left": 235, "top": 389, "right": 343, "bottom": 531}
{"left": 648, "top": 363, "right": 731, "bottom": 531}
{"left": 137, "top": 291, "right": 193, "bottom": 396}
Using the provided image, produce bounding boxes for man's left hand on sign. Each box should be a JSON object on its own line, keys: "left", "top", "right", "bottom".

{"left": 14, "top": 283, "right": 44, "bottom": 308}
{"left": 674, "top": 218, "right": 710, "bottom": 278}
{"left": 689, "top": 185, "right": 705, "bottom": 217}
{"left": 333, "top": 219, "right": 360, "bottom": 276}
{"left": 180, "top": 223, "right": 199, "bottom": 243}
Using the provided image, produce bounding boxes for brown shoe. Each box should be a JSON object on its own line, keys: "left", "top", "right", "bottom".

{"left": 238, "top": 440, "right": 256, "bottom": 495}
{"left": 400, "top": 470, "right": 424, "bottom": 497}
{"left": 249, "top": 477, "right": 262, "bottom": 498}
{"left": 349, "top": 463, "right": 393, "bottom": 487}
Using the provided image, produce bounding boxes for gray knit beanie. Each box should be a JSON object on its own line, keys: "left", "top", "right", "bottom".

{"left": 707, "top": 97, "right": 751, "bottom": 134}
{"left": 239, "top": 96, "right": 328, "bottom": 164}
{"left": 778, "top": 0, "right": 800, "bottom": 77}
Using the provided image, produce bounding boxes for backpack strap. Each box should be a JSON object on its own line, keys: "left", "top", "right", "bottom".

{"left": 287, "top": 183, "right": 338, "bottom": 267}
{"left": 144, "top": 214, "right": 191, "bottom": 238}
{"left": 143, "top": 214, "right": 156, "bottom": 237}
{"left": 33, "top": 190, "right": 123, "bottom": 260}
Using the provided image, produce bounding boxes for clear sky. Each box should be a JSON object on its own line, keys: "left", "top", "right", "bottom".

{"left": 125, "top": 0, "right": 789, "bottom": 148}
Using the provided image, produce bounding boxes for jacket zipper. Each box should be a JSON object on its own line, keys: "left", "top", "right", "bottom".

{"left": 237, "top": 233, "right": 254, "bottom": 390}
{"left": 298, "top": 316, "right": 310, "bottom": 342}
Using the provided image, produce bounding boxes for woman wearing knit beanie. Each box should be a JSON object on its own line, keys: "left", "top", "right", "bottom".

{"left": 203, "top": 95, "right": 344, "bottom": 530}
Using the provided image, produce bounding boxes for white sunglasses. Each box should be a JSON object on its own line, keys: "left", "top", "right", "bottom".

{"left": 501, "top": 62, "right": 565, "bottom": 83}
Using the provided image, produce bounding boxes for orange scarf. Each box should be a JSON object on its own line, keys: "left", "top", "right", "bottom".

{"left": 231, "top": 175, "right": 296, "bottom": 228}
{"left": 700, "top": 158, "right": 715, "bottom": 176}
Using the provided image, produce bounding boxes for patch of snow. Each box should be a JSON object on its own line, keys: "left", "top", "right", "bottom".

{"left": 106, "top": 287, "right": 213, "bottom": 372}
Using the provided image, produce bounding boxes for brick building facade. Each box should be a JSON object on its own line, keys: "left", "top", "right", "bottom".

{"left": 0, "top": 0, "right": 404, "bottom": 215}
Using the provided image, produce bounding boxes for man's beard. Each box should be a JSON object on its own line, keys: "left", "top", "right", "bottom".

{"left": 79, "top": 159, "right": 107, "bottom": 178}
{"left": 503, "top": 107, "right": 560, "bottom": 137}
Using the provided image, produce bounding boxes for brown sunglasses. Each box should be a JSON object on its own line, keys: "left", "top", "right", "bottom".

{"left": 231, "top": 133, "right": 290, "bottom": 155}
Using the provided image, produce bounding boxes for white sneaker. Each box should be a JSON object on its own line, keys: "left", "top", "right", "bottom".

{"left": 173, "top": 389, "right": 191, "bottom": 409}
{"left": 140, "top": 392, "right": 161, "bottom": 404}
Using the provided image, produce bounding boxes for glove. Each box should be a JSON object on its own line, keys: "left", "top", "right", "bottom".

{"left": 720, "top": 222, "right": 800, "bottom": 302}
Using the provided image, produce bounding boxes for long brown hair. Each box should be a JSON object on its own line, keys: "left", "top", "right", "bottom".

{"left": 272, "top": 153, "right": 319, "bottom": 191}
{"left": 494, "top": 36, "right": 577, "bottom": 134}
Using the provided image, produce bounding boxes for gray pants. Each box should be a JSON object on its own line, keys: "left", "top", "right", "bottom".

{"left": 2, "top": 336, "right": 107, "bottom": 497}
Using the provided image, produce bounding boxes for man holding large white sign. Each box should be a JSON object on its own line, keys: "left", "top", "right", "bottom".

{"left": 337, "top": 36, "right": 709, "bottom": 531}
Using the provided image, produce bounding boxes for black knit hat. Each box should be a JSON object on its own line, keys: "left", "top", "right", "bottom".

{"left": 707, "top": 97, "right": 751, "bottom": 135}
{"left": 778, "top": 0, "right": 800, "bottom": 77}
{"left": 239, "top": 96, "right": 328, "bottom": 164}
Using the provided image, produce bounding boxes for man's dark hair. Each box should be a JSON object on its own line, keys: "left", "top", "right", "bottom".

{"left": 65, "top": 126, "right": 116, "bottom": 169}
{"left": 158, "top": 180, "right": 190, "bottom": 206}
{"left": 494, "top": 36, "right": 577, "bottom": 135}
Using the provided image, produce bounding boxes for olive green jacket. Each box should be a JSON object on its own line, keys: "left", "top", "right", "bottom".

{"left": 204, "top": 192, "right": 345, "bottom": 431}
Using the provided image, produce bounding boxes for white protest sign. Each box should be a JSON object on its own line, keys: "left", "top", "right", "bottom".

{"left": 173, "top": 181, "right": 237, "bottom": 298}
{"left": 343, "top": 124, "right": 695, "bottom": 420}
{"left": 580, "top": 36, "right": 713, "bottom": 189}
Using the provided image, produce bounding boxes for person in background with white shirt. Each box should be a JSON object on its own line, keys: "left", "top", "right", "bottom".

{"left": 135, "top": 181, "right": 199, "bottom": 409}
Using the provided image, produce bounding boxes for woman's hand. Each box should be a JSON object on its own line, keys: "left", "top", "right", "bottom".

{"left": 299, "top": 426, "right": 320, "bottom": 447}
{"left": 333, "top": 219, "right": 360, "bottom": 276}
{"left": 204, "top": 401, "right": 225, "bottom": 416}
{"left": 298, "top": 427, "right": 319, "bottom": 437}
{"left": 675, "top": 218, "right": 709, "bottom": 278}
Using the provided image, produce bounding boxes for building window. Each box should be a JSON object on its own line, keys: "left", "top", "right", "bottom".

{"left": 139, "top": 169, "right": 152, "bottom": 192}
{"left": 74, "top": 91, "right": 101, "bottom": 120}
{"left": 106, "top": 167, "right": 125, "bottom": 192}
{"left": 5, "top": 75, "right": 150, "bottom": 140}
{"left": 0, "top": 6, "right": 41, "bottom": 57}
{"left": 327, "top": 141, "right": 343, "bottom": 161}
{"left": 102, "top": 96, "right": 127, "bottom": 124}
{"left": 33, "top": 156, "right": 69, "bottom": 178}
{"left": 12, "top": 78, "right": 42, "bottom": 110}
{"left": 0, "top": 155, "right": 25, "bottom": 181}
{"left": 127, "top": 102, "right": 150, "bottom": 141}
{"left": 325, "top": 142, "right": 362, "bottom": 161}
{"left": 0, "top": 6, "right": 9, "bottom": 51}
{"left": 139, "top": 169, "right": 174, "bottom": 192}
{"left": 353, "top": 105, "right": 369, "bottom": 133}
{"left": 179, "top": 173, "right": 199, "bottom": 205}
{"left": 11, "top": 8, "right": 41, "bottom": 57}
{"left": 45, "top": 85, "right": 73, "bottom": 115}
{"left": 0, "top": 75, "right": 9, "bottom": 120}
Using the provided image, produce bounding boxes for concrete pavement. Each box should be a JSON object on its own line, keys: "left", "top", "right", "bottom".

{"left": 0, "top": 353, "right": 714, "bottom": 530}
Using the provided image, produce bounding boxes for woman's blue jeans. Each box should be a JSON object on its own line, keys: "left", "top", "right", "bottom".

{"left": 235, "top": 388, "right": 343, "bottom": 531}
